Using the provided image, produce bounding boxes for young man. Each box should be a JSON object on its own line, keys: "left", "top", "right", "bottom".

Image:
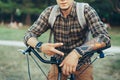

{"left": 24, "top": 0, "right": 111, "bottom": 80}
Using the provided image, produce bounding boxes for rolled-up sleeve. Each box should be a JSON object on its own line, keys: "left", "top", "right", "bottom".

{"left": 75, "top": 5, "right": 111, "bottom": 56}
{"left": 24, "top": 7, "right": 52, "bottom": 45}
{"left": 84, "top": 5, "right": 111, "bottom": 46}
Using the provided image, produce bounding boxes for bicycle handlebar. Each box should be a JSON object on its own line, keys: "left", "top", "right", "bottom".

{"left": 21, "top": 46, "right": 110, "bottom": 65}
{"left": 22, "top": 46, "right": 61, "bottom": 65}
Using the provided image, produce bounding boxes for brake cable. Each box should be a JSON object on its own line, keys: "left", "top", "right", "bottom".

{"left": 78, "top": 49, "right": 114, "bottom": 75}
{"left": 19, "top": 46, "right": 60, "bottom": 80}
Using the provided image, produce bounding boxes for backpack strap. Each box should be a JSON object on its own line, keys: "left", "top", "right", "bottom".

{"left": 76, "top": 3, "right": 89, "bottom": 29}
{"left": 48, "top": 5, "right": 58, "bottom": 43}
{"left": 48, "top": 5, "right": 58, "bottom": 28}
{"left": 77, "top": 3, "right": 91, "bottom": 42}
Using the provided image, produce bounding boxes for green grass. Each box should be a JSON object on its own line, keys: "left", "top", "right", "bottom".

{"left": 0, "top": 46, "right": 120, "bottom": 80}
{"left": 108, "top": 27, "right": 120, "bottom": 46}
{"left": 93, "top": 53, "right": 120, "bottom": 80}
{"left": 0, "top": 26, "right": 50, "bottom": 42}
{"left": 0, "top": 46, "right": 50, "bottom": 80}
{"left": 0, "top": 26, "right": 26, "bottom": 41}
{"left": 0, "top": 25, "right": 120, "bottom": 45}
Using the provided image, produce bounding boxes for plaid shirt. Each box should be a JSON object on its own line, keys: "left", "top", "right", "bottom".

{"left": 24, "top": 2, "right": 110, "bottom": 69}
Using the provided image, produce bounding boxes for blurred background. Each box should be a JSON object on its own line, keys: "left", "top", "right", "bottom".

{"left": 0, "top": 0, "right": 120, "bottom": 80}
{"left": 0, "top": 0, "right": 120, "bottom": 26}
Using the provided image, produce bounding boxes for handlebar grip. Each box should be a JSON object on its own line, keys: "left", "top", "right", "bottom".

{"left": 97, "top": 50, "right": 105, "bottom": 58}
{"left": 96, "top": 45, "right": 111, "bottom": 58}
{"left": 22, "top": 46, "right": 32, "bottom": 54}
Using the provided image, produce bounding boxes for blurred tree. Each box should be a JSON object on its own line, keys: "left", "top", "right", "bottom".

{"left": 0, "top": 0, "right": 119, "bottom": 25}
{"left": 109, "top": 0, "right": 120, "bottom": 13}
{"left": 90, "top": 0, "right": 114, "bottom": 23}
{"left": 0, "top": 0, "right": 17, "bottom": 22}
{"left": 76, "top": 0, "right": 95, "bottom": 3}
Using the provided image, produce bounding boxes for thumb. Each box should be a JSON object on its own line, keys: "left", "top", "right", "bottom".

{"left": 59, "top": 62, "right": 63, "bottom": 67}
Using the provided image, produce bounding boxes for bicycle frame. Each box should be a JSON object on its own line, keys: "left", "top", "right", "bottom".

{"left": 20, "top": 46, "right": 111, "bottom": 80}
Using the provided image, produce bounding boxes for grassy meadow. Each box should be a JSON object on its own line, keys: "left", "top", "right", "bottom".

{"left": 0, "top": 25, "right": 120, "bottom": 80}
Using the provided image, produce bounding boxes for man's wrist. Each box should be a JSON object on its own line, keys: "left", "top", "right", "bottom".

{"left": 73, "top": 49, "right": 82, "bottom": 58}
{"left": 35, "top": 42, "right": 43, "bottom": 52}
{"left": 75, "top": 47, "right": 85, "bottom": 56}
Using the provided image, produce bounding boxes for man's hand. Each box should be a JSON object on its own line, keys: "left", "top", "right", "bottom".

{"left": 59, "top": 49, "right": 82, "bottom": 75}
{"left": 41, "top": 43, "right": 64, "bottom": 56}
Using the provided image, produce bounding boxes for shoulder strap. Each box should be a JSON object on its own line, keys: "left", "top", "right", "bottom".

{"left": 48, "top": 5, "right": 58, "bottom": 28}
{"left": 76, "top": 3, "right": 89, "bottom": 29}
{"left": 48, "top": 5, "right": 58, "bottom": 43}
{"left": 77, "top": 3, "right": 91, "bottom": 42}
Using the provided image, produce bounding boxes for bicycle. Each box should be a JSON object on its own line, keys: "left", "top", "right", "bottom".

{"left": 19, "top": 46, "right": 113, "bottom": 80}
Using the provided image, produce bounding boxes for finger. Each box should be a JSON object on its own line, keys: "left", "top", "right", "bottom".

{"left": 62, "top": 65, "right": 67, "bottom": 75}
{"left": 66, "top": 66, "right": 70, "bottom": 76}
{"left": 59, "top": 62, "right": 63, "bottom": 67}
{"left": 51, "top": 48, "right": 64, "bottom": 56}
{"left": 69, "top": 66, "right": 73, "bottom": 74}
{"left": 72, "top": 66, "right": 76, "bottom": 73}
{"left": 60, "top": 59, "right": 65, "bottom": 66}
{"left": 51, "top": 43, "right": 63, "bottom": 48}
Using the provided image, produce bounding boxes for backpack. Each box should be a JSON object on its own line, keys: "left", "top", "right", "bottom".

{"left": 48, "top": 3, "right": 89, "bottom": 43}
